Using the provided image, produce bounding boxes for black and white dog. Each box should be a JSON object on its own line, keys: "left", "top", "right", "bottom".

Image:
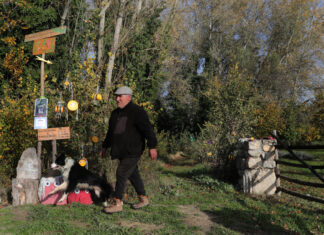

{"left": 49, "top": 154, "right": 113, "bottom": 204}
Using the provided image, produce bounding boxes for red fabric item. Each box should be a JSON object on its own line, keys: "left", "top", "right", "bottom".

{"left": 39, "top": 177, "right": 67, "bottom": 205}
{"left": 67, "top": 189, "right": 93, "bottom": 205}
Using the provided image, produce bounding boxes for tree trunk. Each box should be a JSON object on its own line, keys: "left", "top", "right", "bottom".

{"left": 131, "top": 0, "right": 143, "bottom": 23}
{"left": 60, "top": 0, "right": 70, "bottom": 26}
{"left": 98, "top": 0, "right": 111, "bottom": 68}
{"left": 105, "top": 0, "right": 126, "bottom": 91}
{"left": 12, "top": 178, "right": 39, "bottom": 206}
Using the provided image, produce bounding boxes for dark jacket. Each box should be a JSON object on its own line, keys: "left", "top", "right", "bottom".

{"left": 102, "top": 101, "right": 157, "bottom": 159}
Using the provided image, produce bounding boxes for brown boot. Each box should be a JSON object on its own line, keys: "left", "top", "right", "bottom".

{"left": 103, "top": 198, "right": 123, "bottom": 214}
{"left": 132, "top": 195, "right": 149, "bottom": 209}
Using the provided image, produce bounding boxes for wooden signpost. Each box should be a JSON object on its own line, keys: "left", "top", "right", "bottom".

{"left": 25, "top": 26, "right": 67, "bottom": 160}
{"left": 24, "top": 26, "right": 66, "bottom": 42}
{"left": 25, "top": 26, "right": 66, "bottom": 99}
{"left": 38, "top": 127, "right": 70, "bottom": 162}
{"left": 38, "top": 127, "right": 71, "bottom": 141}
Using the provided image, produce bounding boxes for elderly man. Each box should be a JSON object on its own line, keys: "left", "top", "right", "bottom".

{"left": 100, "top": 86, "right": 158, "bottom": 214}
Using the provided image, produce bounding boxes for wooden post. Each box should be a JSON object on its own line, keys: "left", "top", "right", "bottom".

{"left": 37, "top": 53, "right": 45, "bottom": 159}
{"left": 40, "top": 53, "right": 45, "bottom": 96}
{"left": 275, "top": 148, "right": 281, "bottom": 197}
{"left": 52, "top": 140, "right": 57, "bottom": 163}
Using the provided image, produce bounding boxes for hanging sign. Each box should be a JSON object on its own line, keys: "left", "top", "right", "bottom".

{"left": 33, "top": 37, "right": 56, "bottom": 55}
{"left": 38, "top": 127, "right": 70, "bottom": 141}
{"left": 34, "top": 117, "right": 48, "bottom": 130}
{"left": 24, "top": 26, "right": 66, "bottom": 42}
{"left": 34, "top": 98, "right": 48, "bottom": 117}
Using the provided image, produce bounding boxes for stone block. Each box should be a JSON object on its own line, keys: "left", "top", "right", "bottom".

{"left": 263, "top": 160, "right": 276, "bottom": 169}
{"left": 247, "top": 157, "right": 262, "bottom": 169}
{"left": 248, "top": 140, "right": 262, "bottom": 150}
{"left": 264, "top": 152, "right": 275, "bottom": 161}
{"left": 242, "top": 169, "right": 276, "bottom": 195}
{"left": 248, "top": 149, "right": 265, "bottom": 159}
{"left": 16, "top": 148, "right": 41, "bottom": 180}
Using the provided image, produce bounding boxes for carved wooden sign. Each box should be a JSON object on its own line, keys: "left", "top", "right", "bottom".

{"left": 24, "top": 26, "right": 66, "bottom": 42}
{"left": 38, "top": 127, "right": 70, "bottom": 141}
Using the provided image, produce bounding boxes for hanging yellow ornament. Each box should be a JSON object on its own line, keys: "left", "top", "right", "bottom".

{"left": 90, "top": 136, "right": 99, "bottom": 143}
{"left": 67, "top": 100, "right": 78, "bottom": 111}
{"left": 92, "top": 93, "right": 102, "bottom": 101}
{"left": 78, "top": 158, "right": 87, "bottom": 167}
{"left": 96, "top": 94, "right": 102, "bottom": 101}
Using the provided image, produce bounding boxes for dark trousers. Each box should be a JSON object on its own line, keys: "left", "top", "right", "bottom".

{"left": 113, "top": 157, "right": 146, "bottom": 200}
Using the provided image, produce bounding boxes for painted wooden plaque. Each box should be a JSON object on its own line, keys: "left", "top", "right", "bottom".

{"left": 33, "top": 37, "right": 56, "bottom": 55}
{"left": 38, "top": 127, "right": 70, "bottom": 141}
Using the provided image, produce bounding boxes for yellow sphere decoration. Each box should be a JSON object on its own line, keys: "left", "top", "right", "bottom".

{"left": 90, "top": 136, "right": 99, "bottom": 143}
{"left": 96, "top": 94, "right": 102, "bottom": 101}
{"left": 78, "top": 158, "right": 87, "bottom": 167}
{"left": 67, "top": 100, "right": 78, "bottom": 111}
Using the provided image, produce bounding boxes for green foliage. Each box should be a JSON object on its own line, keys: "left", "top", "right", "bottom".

{"left": 252, "top": 100, "right": 286, "bottom": 138}
{"left": 205, "top": 65, "right": 257, "bottom": 153}
{"left": 0, "top": 77, "right": 38, "bottom": 179}
{"left": 280, "top": 100, "right": 303, "bottom": 144}
{"left": 116, "top": 7, "right": 165, "bottom": 103}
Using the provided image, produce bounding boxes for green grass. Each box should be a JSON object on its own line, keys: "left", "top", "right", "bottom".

{"left": 0, "top": 150, "right": 323, "bottom": 234}
{"left": 279, "top": 149, "right": 324, "bottom": 200}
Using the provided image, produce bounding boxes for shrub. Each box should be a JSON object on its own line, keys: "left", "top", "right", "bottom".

{"left": 0, "top": 84, "right": 37, "bottom": 179}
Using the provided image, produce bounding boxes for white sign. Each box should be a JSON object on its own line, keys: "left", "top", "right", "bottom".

{"left": 34, "top": 117, "right": 47, "bottom": 129}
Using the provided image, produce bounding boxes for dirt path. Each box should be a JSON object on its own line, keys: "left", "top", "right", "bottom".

{"left": 118, "top": 205, "right": 215, "bottom": 234}
{"left": 178, "top": 205, "right": 215, "bottom": 234}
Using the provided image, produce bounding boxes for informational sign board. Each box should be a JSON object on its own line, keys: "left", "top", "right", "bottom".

{"left": 24, "top": 26, "right": 66, "bottom": 42}
{"left": 33, "top": 37, "right": 56, "bottom": 55}
{"left": 34, "top": 98, "right": 48, "bottom": 117}
{"left": 34, "top": 117, "right": 48, "bottom": 129}
{"left": 38, "top": 127, "right": 71, "bottom": 141}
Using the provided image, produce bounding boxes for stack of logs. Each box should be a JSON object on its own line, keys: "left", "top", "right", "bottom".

{"left": 236, "top": 138, "right": 278, "bottom": 195}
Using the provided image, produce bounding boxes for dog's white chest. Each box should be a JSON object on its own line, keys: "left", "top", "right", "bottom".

{"left": 62, "top": 158, "right": 75, "bottom": 181}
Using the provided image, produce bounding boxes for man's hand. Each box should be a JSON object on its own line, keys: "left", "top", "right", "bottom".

{"left": 100, "top": 148, "right": 106, "bottom": 158}
{"left": 149, "top": 148, "right": 158, "bottom": 160}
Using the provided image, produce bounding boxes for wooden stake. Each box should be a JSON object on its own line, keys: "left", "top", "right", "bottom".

{"left": 52, "top": 140, "right": 57, "bottom": 163}
{"left": 40, "top": 53, "right": 45, "bottom": 96}
{"left": 38, "top": 53, "right": 45, "bottom": 160}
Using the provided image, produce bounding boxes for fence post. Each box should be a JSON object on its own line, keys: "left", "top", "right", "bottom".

{"left": 275, "top": 148, "right": 281, "bottom": 197}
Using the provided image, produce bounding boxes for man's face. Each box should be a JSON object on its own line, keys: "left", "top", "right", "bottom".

{"left": 115, "top": 94, "right": 131, "bottom": 109}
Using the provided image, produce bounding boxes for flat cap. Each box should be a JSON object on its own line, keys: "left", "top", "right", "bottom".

{"left": 114, "top": 86, "right": 133, "bottom": 95}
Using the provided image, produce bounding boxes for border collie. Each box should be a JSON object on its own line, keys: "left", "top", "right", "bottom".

{"left": 49, "top": 154, "right": 113, "bottom": 204}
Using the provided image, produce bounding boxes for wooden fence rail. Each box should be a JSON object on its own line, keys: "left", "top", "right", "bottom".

{"left": 276, "top": 160, "right": 324, "bottom": 169}
{"left": 278, "top": 174, "right": 324, "bottom": 188}
{"left": 272, "top": 131, "right": 324, "bottom": 204}
{"left": 278, "top": 187, "right": 324, "bottom": 204}
{"left": 276, "top": 145, "right": 324, "bottom": 150}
